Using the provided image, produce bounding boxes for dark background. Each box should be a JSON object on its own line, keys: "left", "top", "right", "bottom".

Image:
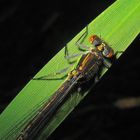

{"left": 0, "top": 0, "right": 140, "bottom": 140}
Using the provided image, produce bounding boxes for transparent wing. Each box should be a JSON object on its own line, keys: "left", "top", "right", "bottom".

{"left": 2, "top": 96, "right": 50, "bottom": 139}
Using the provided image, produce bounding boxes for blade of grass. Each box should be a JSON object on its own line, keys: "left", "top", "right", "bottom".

{"left": 0, "top": 0, "right": 140, "bottom": 139}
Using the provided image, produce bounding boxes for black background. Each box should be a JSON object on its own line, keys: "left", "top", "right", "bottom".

{"left": 0, "top": 0, "right": 140, "bottom": 140}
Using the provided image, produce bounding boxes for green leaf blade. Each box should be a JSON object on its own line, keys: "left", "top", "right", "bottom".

{"left": 0, "top": 0, "right": 140, "bottom": 139}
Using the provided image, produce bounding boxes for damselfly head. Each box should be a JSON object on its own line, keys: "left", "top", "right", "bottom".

{"left": 89, "top": 35, "right": 114, "bottom": 58}
{"left": 96, "top": 42, "right": 114, "bottom": 58}
{"left": 96, "top": 44, "right": 104, "bottom": 51}
{"left": 102, "top": 45, "right": 114, "bottom": 58}
{"left": 89, "top": 35, "right": 102, "bottom": 46}
{"left": 89, "top": 35, "right": 96, "bottom": 44}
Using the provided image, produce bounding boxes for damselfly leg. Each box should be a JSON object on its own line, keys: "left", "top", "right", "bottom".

{"left": 75, "top": 26, "right": 90, "bottom": 51}
{"left": 64, "top": 26, "right": 90, "bottom": 63}
{"left": 64, "top": 45, "right": 84, "bottom": 64}
{"left": 33, "top": 65, "right": 73, "bottom": 80}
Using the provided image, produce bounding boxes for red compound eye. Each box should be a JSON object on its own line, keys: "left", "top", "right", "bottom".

{"left": 89, "top": 35, "right": 97, "bottom": 44}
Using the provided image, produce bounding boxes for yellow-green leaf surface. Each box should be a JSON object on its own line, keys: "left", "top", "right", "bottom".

{"left": 0, "top": 0, "right": 140, "bottom": 139}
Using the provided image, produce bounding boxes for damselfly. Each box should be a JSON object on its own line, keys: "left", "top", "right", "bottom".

{"left": 16, "top": 26, "right": 122, "bottom": 140}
